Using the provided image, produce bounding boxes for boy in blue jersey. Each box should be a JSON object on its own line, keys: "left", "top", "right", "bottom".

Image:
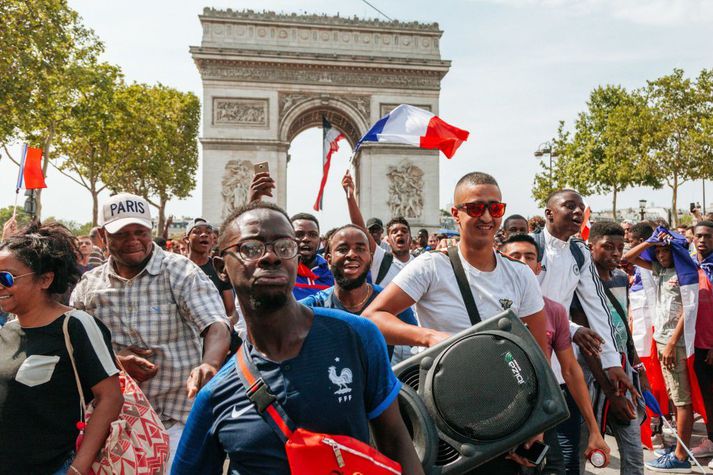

{"left": 171, "top": 201, "right": 422, "bottom": 475}
{"left": 299, "top": 224, "right": 418, "bottom": 359}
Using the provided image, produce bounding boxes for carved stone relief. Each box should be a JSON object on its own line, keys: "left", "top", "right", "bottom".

{"left": 221, "top": 160, "right": 254, "bottom": 218}
{"left": 386, "top": 160, "right": 424, "bottom": 219}
{"left": 278, "top": 92, "right": 370, "bottom": 122}
{"left": 380, "top": 103, "right": 432, "bottom": 117}
{"left": 213, "top": 98, "right": 268, "bottom": 126}
{"left": 198, "top": 61, "right": 442, "bottom": 91}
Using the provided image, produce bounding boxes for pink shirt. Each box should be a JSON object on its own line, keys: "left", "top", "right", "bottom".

{"left": 544, "top": 297, "right": 572, "bottom": 358}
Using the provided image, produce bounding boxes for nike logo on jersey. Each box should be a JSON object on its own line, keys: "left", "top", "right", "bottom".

{"left": 231, "top": 405, "right": 251, "bottom": 419}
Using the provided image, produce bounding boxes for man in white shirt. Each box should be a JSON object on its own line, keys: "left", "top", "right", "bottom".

{"left": 363, "top": 171, "right": 548, "bottom": 473}
{"left": 536, "top": 189, "right": 636, "bottom": 472}
{"left": 362, "top": 171, "right": 548, "bottom": 363}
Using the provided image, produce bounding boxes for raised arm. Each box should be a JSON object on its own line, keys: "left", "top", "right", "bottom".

{"left": 248, "top": 171, "right": 276, "bottom": 203}
{"left": 622, "top": 240, "right": 657, "bottom": 270}
{"left": 341, "top": 170, "right": 377, "bottom": 254}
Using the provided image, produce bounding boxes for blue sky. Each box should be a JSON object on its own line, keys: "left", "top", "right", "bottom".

{"left": 1, "top": 0, "right": 711, "bottom": 228}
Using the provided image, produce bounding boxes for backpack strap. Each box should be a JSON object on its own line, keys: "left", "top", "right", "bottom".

{"left": 602, "top": 286, "right": 636, "bottom": 364}
{"left": 375, "top": 252, "right": 394, "bottom": 285}
{"left": 235, "top": 344, "right": 295, "bottom": 443}
{"left": 569, "top": 238, "right": 586, "bottom": 273}
{"left": 531, "top": 229, "right": 546, "bottom": 263}
{"left": 446, "top": 246, "right": 481, "bottom": 325}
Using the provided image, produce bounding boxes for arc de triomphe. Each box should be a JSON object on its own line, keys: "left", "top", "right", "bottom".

{"left": 191, "top": 9, "right": 452, "bottom": 228}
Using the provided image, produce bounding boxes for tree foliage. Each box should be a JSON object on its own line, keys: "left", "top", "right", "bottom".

{"left": 109, "top": 84, "right": 200, "bottom": 231}
{"left": 54, "top": 61, "right": 124, "bottom": 225}
{"left": 0, "top": 0, "right": 103, "bottom": 219}
{"left": 535, "top": 69, "right": 713, "bottom": 224}
{"left": 646, "top": 69, "right": 713, "bottom": 224}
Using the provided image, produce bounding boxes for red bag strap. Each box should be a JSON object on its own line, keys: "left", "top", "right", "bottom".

{"left": 236, "top": 344, "right": 295, "bottom": 442}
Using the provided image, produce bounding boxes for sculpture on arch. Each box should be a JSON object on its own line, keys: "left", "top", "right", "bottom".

{"left": 221, "top": 160, "right": 254, "bottom": 218}
{"left": 386, "top": 160, "right": 424, "bottom": 219}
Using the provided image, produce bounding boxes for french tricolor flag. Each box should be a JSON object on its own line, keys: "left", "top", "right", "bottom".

{"left": 634, "top": 227, "right": 708, "bottom": 428}
{"left": 355, "top": 104, "right": 469, "bottom": 158}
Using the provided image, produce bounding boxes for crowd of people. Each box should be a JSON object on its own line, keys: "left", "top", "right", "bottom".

{"left": 1, "top": 166, "right": 713, "bottom": 475}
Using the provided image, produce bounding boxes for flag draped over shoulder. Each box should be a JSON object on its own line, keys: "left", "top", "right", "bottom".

{"left": 355, "top": 104, "right": 469, "bottom": 159}
{"left": 634, "top": 227, "right": 707, "bottom": 424}
{"left": 313, "top": 116, "right": 344, "bottom": 211}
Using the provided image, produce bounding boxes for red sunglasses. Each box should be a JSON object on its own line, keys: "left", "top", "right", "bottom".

{"left": 455, "top": 201, "right": 507, "bottom": 219}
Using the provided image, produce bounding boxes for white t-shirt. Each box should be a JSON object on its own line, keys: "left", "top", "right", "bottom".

{"left": 393, "top": 250, "right": 544, "bottom": 334}
{"left": 371, "top": 245, "right": 413, "bottom": 287}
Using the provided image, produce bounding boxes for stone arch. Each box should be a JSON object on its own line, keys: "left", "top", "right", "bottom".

{"left": 192, "top": 9, "right": 450, "bottom": 229}
{"left": 279, "top": 96, "right": 370, "bottom": 148}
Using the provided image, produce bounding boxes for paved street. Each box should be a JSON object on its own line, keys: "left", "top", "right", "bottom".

{"left": 587, "top": 417, "right": 711, "bottom": 474}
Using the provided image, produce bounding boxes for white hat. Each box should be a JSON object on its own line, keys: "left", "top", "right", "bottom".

{"left": 185, "top": 217, "right": 212, "bottom": 237}
{"left": 100, "top": 193, "right": 153, "bottom": 234}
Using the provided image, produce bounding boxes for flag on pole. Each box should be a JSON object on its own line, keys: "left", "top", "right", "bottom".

{"left": 580, "top": 205, "right": 591, "bottom": 241}
{"left": 16, "top": 146, "right": 47, "bottom": 190}
{"left": 313, "top": 116, "right": 344, "bottom": 211}
{"left": 355, "top": 104, "right": 469, "bottom": 158}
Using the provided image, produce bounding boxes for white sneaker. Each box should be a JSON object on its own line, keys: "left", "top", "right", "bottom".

{"left": 693, "top": 438, "right": 713, "bottom": 457}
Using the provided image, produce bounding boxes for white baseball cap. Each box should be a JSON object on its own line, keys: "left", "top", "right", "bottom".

{"left": 100, "top": 193, "right": 153, "bottom": 234}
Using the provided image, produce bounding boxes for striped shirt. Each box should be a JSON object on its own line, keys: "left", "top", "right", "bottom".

{"left": 70, "top": 244, "right": 230, "bottom": 424}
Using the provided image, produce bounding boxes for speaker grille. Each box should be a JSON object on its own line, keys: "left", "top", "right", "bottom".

{"left": 399, "top": 365, "right": 421, "bottom": 391}
{"left": 432, "top": 334, "right": 538, "bottom": 440}
{"left": 436, "top": 438, "right": 461, "bottom": 466}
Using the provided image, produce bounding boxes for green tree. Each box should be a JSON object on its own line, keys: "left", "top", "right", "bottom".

{"left": 0, "top": 0, "right": 102, "bottom": 219}
{"left": 110, "top": 84, "right": 200, "bottom": 232}
{"left": 531, "top": 122, "right": 572, "bottom": 207}
{"left": 646, "top": 69, "right": 713, "bottom": 225}
{"left": 53, "top": 61, "right": 124, "bottom": 225}
{"left": 559, "top": 86, "right": 660, "bottom": 218}
{"left": 0, "top": 206, "right": 32, "bottom": 229}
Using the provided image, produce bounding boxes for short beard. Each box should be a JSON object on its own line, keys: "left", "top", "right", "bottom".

{"left": 332, "top": 266, "right": 369, "bottom": 291}
{"left": 249, "top": 290, "right": 289, "bottom": 313}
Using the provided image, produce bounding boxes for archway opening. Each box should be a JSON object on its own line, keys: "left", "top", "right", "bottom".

{"left": 286, "top": 127, "right": 355, "bottom": 231}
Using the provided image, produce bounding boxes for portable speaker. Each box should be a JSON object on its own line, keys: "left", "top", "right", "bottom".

{"left": 393, "top": 310, "right": 569, "bottom": 474}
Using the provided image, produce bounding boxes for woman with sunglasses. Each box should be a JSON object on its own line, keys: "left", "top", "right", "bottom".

{"left": 0, "top": 222, "right": 123, "bottom": 475}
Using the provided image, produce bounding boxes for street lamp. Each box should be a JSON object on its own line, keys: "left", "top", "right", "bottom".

{"left": 639, "top": 199, "right": 647, "bottom": 221}
{"left": 534, "top": 142, "right": 558, "bottom": 190}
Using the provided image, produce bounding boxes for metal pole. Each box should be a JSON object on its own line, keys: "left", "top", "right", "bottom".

{"left": 704, "top": 179, "right": 707, "bottom": 215}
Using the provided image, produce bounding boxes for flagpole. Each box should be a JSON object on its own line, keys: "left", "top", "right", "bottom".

{"left": 12, "top": 144, "right": 28, "bottom": 220}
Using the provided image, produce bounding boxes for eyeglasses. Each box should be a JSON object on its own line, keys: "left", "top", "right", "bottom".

{"left": 220, "top": 237, "right": 299, "bottom": 261}
{"left": 455, "top": 202, "right": 507, "bottom": 219}
{"left": 0, "top": 271, "right": 34, "bottom": 288}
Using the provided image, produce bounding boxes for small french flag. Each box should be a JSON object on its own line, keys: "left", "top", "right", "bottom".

{"left": 355, "top": 104, "right": 469, "bottom": 158}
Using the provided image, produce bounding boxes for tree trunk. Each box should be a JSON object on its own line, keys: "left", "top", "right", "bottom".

{"left": 91, "top": 184, "right": 99, "bottom": 226}
{"left": 157, "top": 197, "right": 167, "bottom": 237}
{"left": 672, "top": 172, "right": 679, "bottom": 227}
{"left": 35, "top": 124, "right": 55, "bottom": 221}
{"left": 612, "top": 187, "right": 618, "bottom": 220}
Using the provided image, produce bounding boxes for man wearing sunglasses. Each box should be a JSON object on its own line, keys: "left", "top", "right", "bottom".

{"left": 70, "top": 193, "right": 231, "bottom": 468}
{"left": 173, "top": 200, "right": 423, "bottom": 474}
{"left": 363, "top": 172, "right": 549, "bottom": 472}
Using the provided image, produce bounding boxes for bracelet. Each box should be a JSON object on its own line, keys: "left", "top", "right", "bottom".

{"left": 69, "top": 465, "right": 83, "bottom": 475}
{"left": 633, "top": 362, "right": 646, "bottom": 372}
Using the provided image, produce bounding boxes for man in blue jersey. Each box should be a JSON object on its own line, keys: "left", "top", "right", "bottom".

{"left": 291, "top": 212, "right": 335, "bottom": 299}
{"left": 299, "top": 224, "right": 418, "bottom": 360}
{"left": 171, "top": 201, "right": 422, "bottom": 475}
